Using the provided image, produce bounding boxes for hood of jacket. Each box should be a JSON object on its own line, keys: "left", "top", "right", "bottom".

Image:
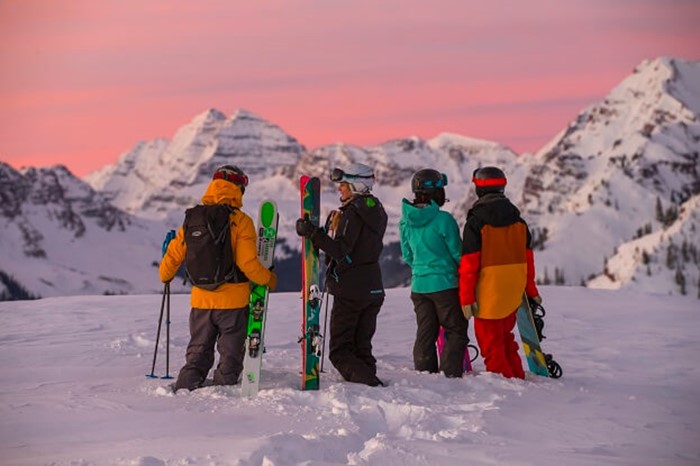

{"left": 401, "top": 199, "right": 439, "bottom": 227}
{"left": 469, "top": 193, "right": 520, "bottom": 227}
{"left": 200, "top": 179, "right": 244, "bottom": 208}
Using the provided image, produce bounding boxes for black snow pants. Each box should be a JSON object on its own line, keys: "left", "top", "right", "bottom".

{"left": 328, "top": 294, "right": 384, "bottom": 386}
{"left": 411, "top": 288, "right": 469, "bottom": 377}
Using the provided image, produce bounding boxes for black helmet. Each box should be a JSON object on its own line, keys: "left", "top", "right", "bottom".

{"left": 213, "top": 165, "right": 249, "bottom": 194}
{"left": 411, "top": 168, "right": 448, "bottom": 206}
{"left": 472, "top": 166, "right": 507, "bottom": 197}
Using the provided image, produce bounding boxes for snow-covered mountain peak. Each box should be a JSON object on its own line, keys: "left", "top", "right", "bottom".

{"left": 189, "top": 107, "right": 228, "bottom": 127}
{"left": 84, "top": 108, "right": 306, "bottom": 218}
{"left": 519, "top": 57, "right": 700, "bottom": 292}
{"left": 428, "top": 132, "right": 508, "bottom": 152}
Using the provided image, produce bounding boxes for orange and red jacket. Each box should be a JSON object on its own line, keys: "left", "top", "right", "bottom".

{"left": 458, "top": 193, "right": 539, "bottom": 319}
{"left": 159, "top": 179, "right": 274, "bottom": 310}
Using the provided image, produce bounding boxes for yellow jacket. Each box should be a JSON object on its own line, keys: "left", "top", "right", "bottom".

{"left": 159, "top": 179, "right": 274, "bottom": 309}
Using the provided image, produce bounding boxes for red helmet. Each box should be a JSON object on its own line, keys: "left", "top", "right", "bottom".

{"left": 213, "top": 165, "right": 248, "bottom": 194}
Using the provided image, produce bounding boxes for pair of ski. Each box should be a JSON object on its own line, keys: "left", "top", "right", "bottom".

{"left": 241, "top": 176, "right": 326, "bottom": 396}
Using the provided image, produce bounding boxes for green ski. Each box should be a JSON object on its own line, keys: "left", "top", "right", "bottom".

{"left": 241, "top": 199, "right": 279, "bottom": 397}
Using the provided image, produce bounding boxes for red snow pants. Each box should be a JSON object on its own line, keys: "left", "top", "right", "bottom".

{"left": 474, "top": 311, "right": 525, "bottom": 379}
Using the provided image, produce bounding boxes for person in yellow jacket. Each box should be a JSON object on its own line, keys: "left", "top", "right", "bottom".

{"left": 159, "top": 165, "right": 277, "bottom": 391}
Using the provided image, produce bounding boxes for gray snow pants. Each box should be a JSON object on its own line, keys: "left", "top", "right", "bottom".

{"left": 174, "top": 307, "right": 248, "bottom": 391}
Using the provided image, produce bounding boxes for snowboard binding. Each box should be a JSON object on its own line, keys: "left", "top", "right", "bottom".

{"left": 467, "top": 343, "right": 480, "bottom": 363}
{"left": 527, "top": 298, "right": 563, "bottom": 379}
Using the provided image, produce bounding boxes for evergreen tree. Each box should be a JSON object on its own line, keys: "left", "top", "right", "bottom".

{"left": 675, "top": 268, "right": 686, "bottom": 295}
{"left": 542, "top": 267, "right": 551, "bottom": 285}
{"left": 681, "top": 240, "right": 690, "bottom": 262}
{"left": 0, "top": 271, "right": 39, "bottom": 301}
{"left": 554, "top": 267, "right": 565, "bottom": 285}
{"left": 666, "top": 242, "right": 677, "bottom": 270}
{"left": 664, "top": 206, "right": 678, "bottom": 227}
{"left": 655, "top": 197, "right": 664, "bottom": 223}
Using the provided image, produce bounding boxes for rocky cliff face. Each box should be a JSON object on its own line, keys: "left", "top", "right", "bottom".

{"left": 0, "top": 162, "right": 161, "bottom": 299}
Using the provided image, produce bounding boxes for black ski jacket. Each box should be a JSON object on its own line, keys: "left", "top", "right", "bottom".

{"left": 311, "top": 193, "right": 388, "bottom": 298}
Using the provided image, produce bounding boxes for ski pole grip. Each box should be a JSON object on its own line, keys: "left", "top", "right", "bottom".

{"left": 161, "top": 230, "right": 177, "bottom": 257}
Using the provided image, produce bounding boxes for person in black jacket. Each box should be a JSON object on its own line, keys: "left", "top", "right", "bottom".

{"left": 296, "top": 163, "right": 388, "bottom": 386}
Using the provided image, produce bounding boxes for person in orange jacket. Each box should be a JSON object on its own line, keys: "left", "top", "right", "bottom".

{"left": 159, "top": 165, "right": 277, "bottom": 391}
{"left": 458, "top": 166, "right": 541, "bottom": 379}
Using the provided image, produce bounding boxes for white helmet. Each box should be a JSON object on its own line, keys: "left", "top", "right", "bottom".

{"left": 330, "top": 163, "right": 375, "bottom": 193}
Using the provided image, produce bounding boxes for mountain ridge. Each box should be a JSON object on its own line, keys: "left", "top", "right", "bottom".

{"left": 1, "top": 56, "right": 698, "bottom": 299}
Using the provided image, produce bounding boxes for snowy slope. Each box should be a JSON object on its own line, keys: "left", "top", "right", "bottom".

{"left": 0, "top": 286, "right": 698, "bottom": 465}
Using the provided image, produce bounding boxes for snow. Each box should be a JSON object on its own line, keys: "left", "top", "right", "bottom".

{"left": 1, "top": 286, "right": 698, "bottom": 465}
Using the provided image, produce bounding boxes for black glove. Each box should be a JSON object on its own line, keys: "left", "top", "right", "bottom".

{"left": 296, "top": 216, "right": 317, "bottom": 237}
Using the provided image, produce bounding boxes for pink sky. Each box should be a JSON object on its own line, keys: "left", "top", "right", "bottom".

{"left": 1, "top": 1, "right": 699, "bottom": 177}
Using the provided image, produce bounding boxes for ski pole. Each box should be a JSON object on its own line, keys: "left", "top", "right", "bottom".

{"left": 147, "top": 283, "right": 168, "bottom": 378}
{"left": 162, "top": 282, "right": 173, "bottom": 379}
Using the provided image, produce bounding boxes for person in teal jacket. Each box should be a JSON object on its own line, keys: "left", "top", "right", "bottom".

{"left": 399, "top": 169, "right": 469, "bottom": 377}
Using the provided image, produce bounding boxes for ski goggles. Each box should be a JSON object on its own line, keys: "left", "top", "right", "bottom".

{"left": 213, "top": 168, "right": 249, "bottom": 187}
{"left": 330, "top": 168, "right": 375, "bottom": 183}
{"left": 472, "top": 168, "right": 507, "bottom": 187}
{"left": 422, "top": 173, "right": 448, "bottom": 188}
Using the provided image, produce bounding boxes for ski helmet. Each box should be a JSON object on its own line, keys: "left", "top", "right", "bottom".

{"left": 411, "top": 168, "right": 448, "bottom": 206}
{"left": 330, "top": 162, "right": 375, "bottom": 193}
{"left": 213, "top": 165, "right": 249, "bottom": 194}
{"left": 472, "top": 166, "right": 506, "bottom": 197}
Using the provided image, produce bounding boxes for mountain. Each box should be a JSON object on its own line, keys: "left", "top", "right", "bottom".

{"left": 85, "top": 109, "right": 305, "bottom": 221}
{"left": 0, "top": 162, "right": 165, "bottom": 298}
{"left": 1, "top": 57, "right": 698, "bottom": 300}
{"left": 518, "top": 57, "right": 700, "bottom": 293}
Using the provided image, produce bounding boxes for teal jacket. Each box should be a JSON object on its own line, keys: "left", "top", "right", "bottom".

{"left": 399, "top": 199, "right": 462, "bottom": 294}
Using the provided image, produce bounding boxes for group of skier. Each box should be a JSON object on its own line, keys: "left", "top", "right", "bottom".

{"left": 159, "top": 162, "right": 542, "bottom": 391}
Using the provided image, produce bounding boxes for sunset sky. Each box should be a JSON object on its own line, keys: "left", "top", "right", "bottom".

{"left": 2, "top": 1, "right": 699, "bottom": 177}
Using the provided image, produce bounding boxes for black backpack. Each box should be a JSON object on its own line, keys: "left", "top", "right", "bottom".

{"left": 183, "top": 204, "right": 247, "bottom": 290}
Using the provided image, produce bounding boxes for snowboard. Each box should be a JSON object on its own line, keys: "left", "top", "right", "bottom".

{"left": 515, "top": 295, "right": 562, "bottom": 378}
{"left": 241, "top": 200, "right": 279, "bottom": 397}
{"left": 436, "top": 326, "right": 473, "bottom": 373}
{"left": 300, "top": 176, "right": 322, "bottom": 390}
